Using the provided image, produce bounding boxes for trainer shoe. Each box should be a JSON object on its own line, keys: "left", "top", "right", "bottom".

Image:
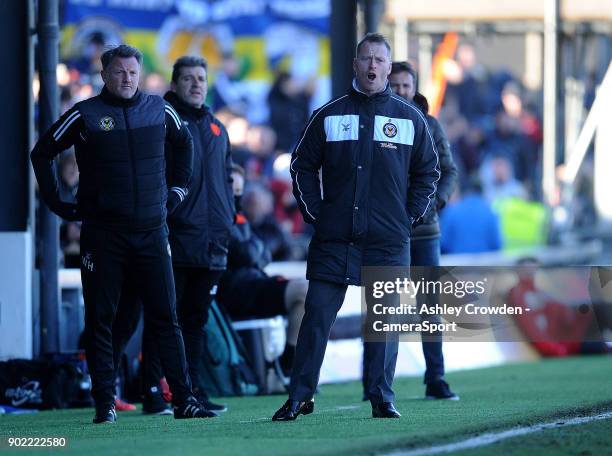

{"left": 194, "top": 388, "right": 227, "bottom": 413}
{"left": 200, "top": 399, "right": 227, "bottom": 413}
{"left": 173, "top": 397, "right": 218, "bottom": 419}
{"left": 93, "top": 403, "right": 117, "bottom": 424}
{"left": 425, "top": 380, "right": 459, "bottom": 400}
{"left": 142, "top": 390, "right": 173, "bottom": 415}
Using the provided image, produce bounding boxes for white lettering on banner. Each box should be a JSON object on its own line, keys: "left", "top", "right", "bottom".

{"left": 324, "top": 115, "right": 359, "bottom": 142}
{"left": 373, "top": 115, "right": 414, "bottom": 145}
{"left": 107, "top": 0, "right": 174, "bottom": 11}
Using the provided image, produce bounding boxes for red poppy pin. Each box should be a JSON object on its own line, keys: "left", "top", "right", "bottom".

{"left": 210, "top": 123, "right": 221, "bottom": 136}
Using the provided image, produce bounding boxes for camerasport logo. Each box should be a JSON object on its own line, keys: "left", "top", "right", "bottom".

{"left": 5, "top": 381, "right": 43, "bottom": 406}
{"left": 99, "top": 116, "right": 115, "bottom": 131}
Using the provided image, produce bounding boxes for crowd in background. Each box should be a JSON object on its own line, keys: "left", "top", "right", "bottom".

{"left": 33, "top": 37, "right": 601, "bottom": 266}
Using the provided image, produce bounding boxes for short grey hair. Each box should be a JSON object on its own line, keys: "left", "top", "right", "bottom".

{"left": 100, "top": 44, "right": 143, "bottom": 70}
{"left": 355, "top": 33, "right": 391, "bottom": 57}
{"left": 172, "top": 56, "right": 208, "bottom": 83}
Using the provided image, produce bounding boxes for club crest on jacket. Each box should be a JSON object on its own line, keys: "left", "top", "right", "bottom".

{"left": 99, "top": 116, "right": 115, "bottom": 131}
{"left": 383, "top": 121, "right": 397, "bottom": 138}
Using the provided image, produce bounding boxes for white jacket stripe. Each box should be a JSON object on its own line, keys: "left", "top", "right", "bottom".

{"left": 165, "top": 106, "right": 181, "bottom": 130}
{"left": 53, "top": 111, "right": 81, "bottom": 141}
{"left": 170, "top": 186, "right": 186, "bottom": 202}
{"left": 291, "top": 95, "right": 349, "bottom": 221}
{"left": 390, "top": 95, "right": 441, "bottom": 220}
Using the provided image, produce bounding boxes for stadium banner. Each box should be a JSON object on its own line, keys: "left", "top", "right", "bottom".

{"left": 360, "top": 266, "right": 612, "bottom": 351}
{"left": 59, "top": 0, "right": 331, "bottom": 121}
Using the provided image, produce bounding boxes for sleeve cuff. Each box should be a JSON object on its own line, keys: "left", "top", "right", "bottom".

{"left": 170, "top": 187, "right": 188, "bottom": 202}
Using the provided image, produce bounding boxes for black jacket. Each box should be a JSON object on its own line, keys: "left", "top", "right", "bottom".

{"left": 31, "top": 88, "right": 193, "bottom": 232}
{"left": 220, "top": 212, "right": 271, "bottom": 287}
{"left": 164, "top": 92, "right": 235, "bottom": 269}
{"left": 216, "top": 211, "right": 275, "bottom": 313}
{"left": 291, "top": 82, "right": 440, "bottom": 285}
{"left": 411, "top": 94, "right": 458, "bottom": 240}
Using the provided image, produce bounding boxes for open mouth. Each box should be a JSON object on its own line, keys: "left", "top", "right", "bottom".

{"left": 367, "top": 73, "right": 376, "bottom": 81}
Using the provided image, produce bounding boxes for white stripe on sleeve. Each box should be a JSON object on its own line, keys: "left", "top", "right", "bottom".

{"left": 390, "top": 95, "right": 441, "bottom": 220}
{"left": 165, "top": 105, "right": 181, "bottom": 130}
{"left": 170, "top": 187, "right": 187, "bottom": 202}
{"left": 290, "top": 95, "right": 349, "bottom": 222}
{"left": 53, "top": 111, "right": 81, "bottom": 141}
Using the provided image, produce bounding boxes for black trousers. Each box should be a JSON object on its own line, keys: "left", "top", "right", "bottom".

{"left": 163, "top": 267, "right": 222, "bottom": 392}
{"left": 113, "top": 267, "right": 222, "bottom": 396}
{"left": 362, "top": 237, "right": 445, "bottom": 390}
{"left": 80, "top": 223, "right": 192, "bottom": 407}
{"left": 289, "top": 279, "right": 399, "bottom": 404}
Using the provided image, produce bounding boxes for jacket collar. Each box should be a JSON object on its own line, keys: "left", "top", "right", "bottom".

{"left": 100, "top": 86, "right": 142, "bottom": 107}
{"left": 163, "top": 91, "right": 209, "bottom": 120}
{"left": 350, "top": 78, "right": 392, "bottom": 102}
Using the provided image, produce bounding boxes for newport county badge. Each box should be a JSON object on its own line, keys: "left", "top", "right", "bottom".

{"left": 99, "top": 116, "right": 115, "bottom": 131}
{"left": 383, "top": 120, "right": 397, "bottom": 138}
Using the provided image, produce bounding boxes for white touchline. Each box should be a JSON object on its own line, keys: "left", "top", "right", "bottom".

{"left": 381, "top": 410, "right": 612, "bottom": 456}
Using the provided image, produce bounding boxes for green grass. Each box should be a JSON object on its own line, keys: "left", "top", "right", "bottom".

{"left": 1, "top": 355, "right": 611, "bottom": 456}
{"left": 452, "top": 418, "right": 612, "bottom": 456}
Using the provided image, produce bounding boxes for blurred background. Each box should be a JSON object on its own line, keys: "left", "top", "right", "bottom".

{"left": 0, "top": 0, "right": 611, "bottom": 380}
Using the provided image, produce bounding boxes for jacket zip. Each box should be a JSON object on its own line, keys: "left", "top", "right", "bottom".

{"left": 123, "top": 107, "right": 138, "bottom": 217}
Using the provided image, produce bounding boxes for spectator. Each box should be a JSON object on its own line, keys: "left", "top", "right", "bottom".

{"left": 444, "top": 43, "right": 489, "bottom": 121}
{"left": 243, "top": 183, "right": 292, "bottom": 260}
{"left": 143, "top": 72, "right": 168, "bottom": 96}
{"left": 267, "top": 71, "right": 313, "bottom": 153}
{"left": 493, "top": 195, "right": 548, "bottom": 252}
{"left": 479, "top": 154, "right": 527, "bottom": 204}
{"left": 453, "top": 121, "right": 486, "bottom": 179}
{"left": 482, "top": 109, "right": 534, "bottom": 183}
{"left": 216, "top": 164, "right": 306, "bottom": 378}
{"left": 440, "top": 178, "right": 502, "bottom": 254}
{"left": 243, "top": 124, "right": 278, "bottom": 179}
{"left": 208, "top": 53, "right": 249, "bottom": 116}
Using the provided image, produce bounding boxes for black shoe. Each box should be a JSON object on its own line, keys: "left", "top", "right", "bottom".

{"left": 193, "top": 388, "right": 227, "bottom": 413}
{"left": 272, "top": 399, "right": 314, "bottom": 421}
{"left": 201, "top": 399, "right": 227, "bottom": 413}
{"left": 372, "top": 402, "right": 401, "bottom": 418}
{"left": 173, "top": 397, "right": 218, "bottom": 419}
{"left": 425, "top": 380, "right": 459, "bottom": 400}
{"left": 93, "top": 403, "right": 117, "bottom": 424}
{"left": 143, "top": 390, "right": 173, "bottom": 415}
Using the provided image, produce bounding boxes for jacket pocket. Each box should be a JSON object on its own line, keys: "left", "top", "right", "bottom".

{"left": 314, "top": 203, "right": 351, "bottom": 241}
{"left": 208, "top": 239, "right": 229, "bottom": 269}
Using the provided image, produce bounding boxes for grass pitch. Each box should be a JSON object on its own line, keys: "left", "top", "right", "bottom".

{"left": 1, "top": 355, "right": 611, "bottom": 455}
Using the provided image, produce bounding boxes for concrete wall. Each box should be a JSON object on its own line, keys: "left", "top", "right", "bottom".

{"left": 0, "top": 232, "right": 32, "bottom": 360}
